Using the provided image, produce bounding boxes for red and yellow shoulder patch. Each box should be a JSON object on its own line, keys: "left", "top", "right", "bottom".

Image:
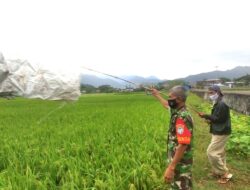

{"left": 175, "top": 118, "right": 192, "bottom": 145}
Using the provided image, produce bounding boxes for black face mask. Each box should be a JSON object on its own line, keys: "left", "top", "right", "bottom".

{"left": 168, "top": 99, "right": 178, "bottom": 109}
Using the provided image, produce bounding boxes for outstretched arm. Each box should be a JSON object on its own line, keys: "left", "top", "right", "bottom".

{"left": 151, "top": 88, "right": 169, "bottom": 109}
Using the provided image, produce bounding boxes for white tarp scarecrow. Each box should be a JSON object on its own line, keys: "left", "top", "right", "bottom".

{"left": 0, "top": 52, "right": 80, "bottom": 100}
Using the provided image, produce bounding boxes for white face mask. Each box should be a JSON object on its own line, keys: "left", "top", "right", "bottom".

{"left": 209, "top": 93, "right": 219, "bottom": 101}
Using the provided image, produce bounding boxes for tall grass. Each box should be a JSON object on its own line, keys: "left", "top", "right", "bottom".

{"left": 0, "top": 94, "right": 169, "bottom": 189}
{"left": 0, "top": 93, "right": 249, "bottom": 190}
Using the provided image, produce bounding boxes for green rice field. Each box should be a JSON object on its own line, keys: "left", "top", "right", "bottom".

{"left": 0, "top": 93, "right": 249, "bottom": 190}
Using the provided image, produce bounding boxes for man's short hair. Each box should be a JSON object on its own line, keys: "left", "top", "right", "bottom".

{"left": 170, "top": 85, "right": 188, "bottom": 102}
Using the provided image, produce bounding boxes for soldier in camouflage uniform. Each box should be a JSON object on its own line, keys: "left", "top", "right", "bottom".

{"left": 151, "top": 86, "right": 193, "bottom": 190}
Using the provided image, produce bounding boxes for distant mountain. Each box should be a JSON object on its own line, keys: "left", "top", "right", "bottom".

{"left": 121, "top": 75, "right": 161, "bottom": 84}
{"left": 80, "top": 74, "right": 161, "bottom": 88}
{"left": 81, "top": 66, "right": 250, "bottom": 87}
{"left": 235, "top": 74, "right": 250, "bottom": 82}
{"left": 80, "top": 75, "right": 123, "bottom": 88}
{"left": 182, "top": 66, "right": 250, "bottom": 83}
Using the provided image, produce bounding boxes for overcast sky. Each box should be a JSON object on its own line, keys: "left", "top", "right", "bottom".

{"left": 0, "top": 0, "right": 250, "bottom": 80}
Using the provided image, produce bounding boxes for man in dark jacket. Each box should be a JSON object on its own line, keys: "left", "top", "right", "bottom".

{"left": 199, "top": 85, "right": 233, "bottom": 184}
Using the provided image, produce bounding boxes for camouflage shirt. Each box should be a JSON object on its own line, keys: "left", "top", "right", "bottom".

{"left": 168, "top": 106, "right": 194, "bottom": 171}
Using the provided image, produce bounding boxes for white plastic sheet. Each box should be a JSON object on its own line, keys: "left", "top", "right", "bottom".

{"left": 0, "top": 53, "right": 80, "bottom": 100}
{"left": 0, "top": 53, "right": 8, "bottom": 83}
